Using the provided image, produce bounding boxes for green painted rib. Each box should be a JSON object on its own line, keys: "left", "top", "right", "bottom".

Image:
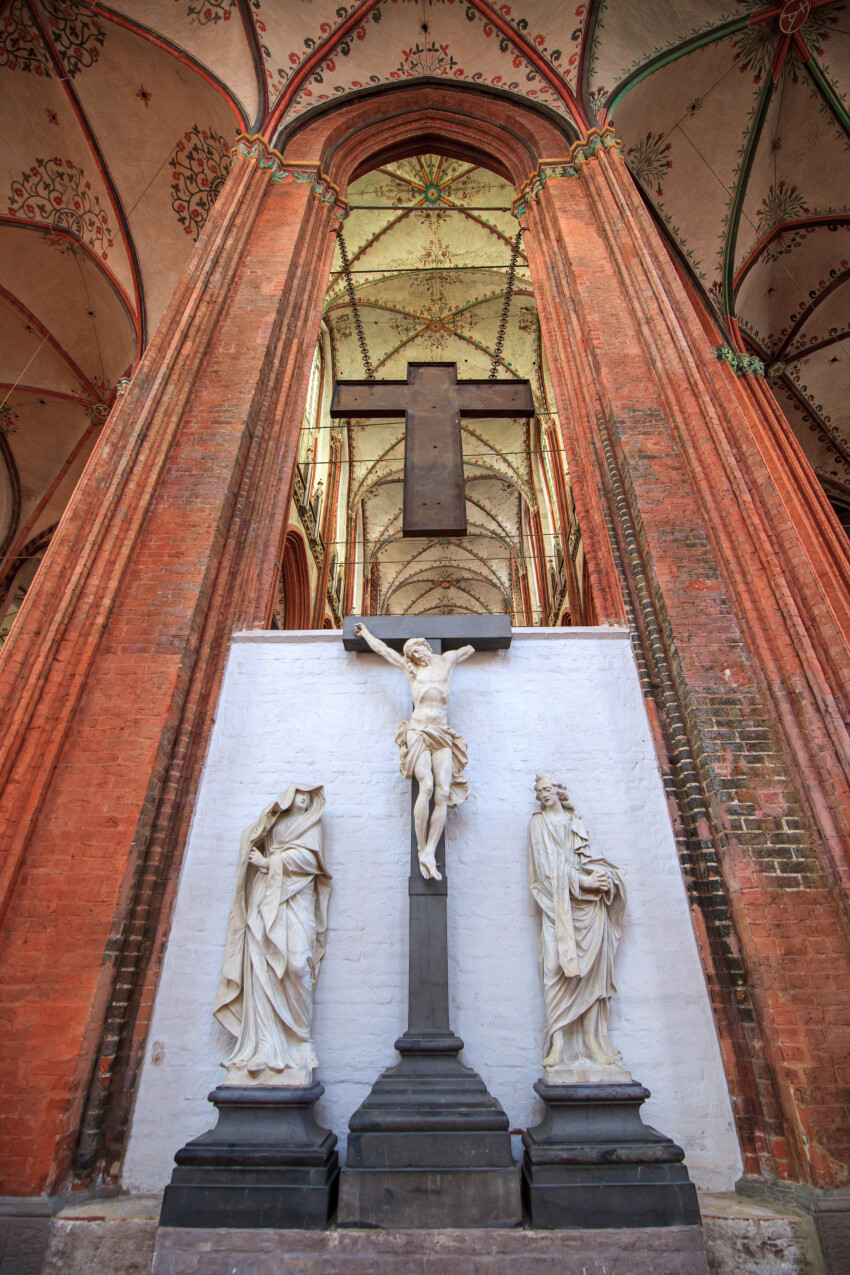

{"left": 607, "top": 17, "right": 750, "bottom": 115}
{"left": 801, "top": 54, "right": 850, "bottom": 140}
{"left": 723, "top": 76, "right": 776, "bottom": 319}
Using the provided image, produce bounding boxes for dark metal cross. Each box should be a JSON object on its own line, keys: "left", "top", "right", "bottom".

{"left": 329, "top": 362, "right": 535, "bottom": 537}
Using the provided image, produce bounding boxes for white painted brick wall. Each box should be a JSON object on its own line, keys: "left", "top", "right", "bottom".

{"left": 123, "top": 628, "right": 742, "bottom": 1193}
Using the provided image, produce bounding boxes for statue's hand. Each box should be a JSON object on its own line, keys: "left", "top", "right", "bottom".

{"left": 582, "top": 868, "right": 610, "bottom": 893}
{"left": 353, "top": 622, "right": 365, "bottom": 636}
{"left": 248, "top": 848, "right": 268, "bottom": 871}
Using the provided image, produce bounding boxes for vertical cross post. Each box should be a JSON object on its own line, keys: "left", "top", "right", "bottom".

{"left": 403, "top": 640, "right": 456, "bottom": 1048}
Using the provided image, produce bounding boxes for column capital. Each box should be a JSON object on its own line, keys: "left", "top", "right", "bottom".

{"left": 232, "top": 133, "right": 348, "bottom": 219}
{"left": 714, "top": 342, "right": 765, "bottom": 377}
{"left": 512, "top": 125, "right": 621, "bottom": 217}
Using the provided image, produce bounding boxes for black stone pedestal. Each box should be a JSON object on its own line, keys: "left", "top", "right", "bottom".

{"left": 337, "top": 1029, "right": 520, "bottom": 1228}
{"left": 160, "top": 1083, "right": 339, "bottom": 1229}
{"left": 522, "top": 1081, "right": 701, "bottom": 1229}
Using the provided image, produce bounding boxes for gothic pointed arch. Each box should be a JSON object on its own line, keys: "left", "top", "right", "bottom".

{"left": 279, "top": 530, "right": 311, "bottom": 630}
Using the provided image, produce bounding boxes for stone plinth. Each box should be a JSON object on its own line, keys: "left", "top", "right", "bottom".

{"left": 160, "top": 1084, "right": 338, "bottom": 1230}
{"left": 522, "top": 1081, "right": 701, "bottom": 1229}
{"left": 336, "top": 1028, "right": 520, "bottom": 1227}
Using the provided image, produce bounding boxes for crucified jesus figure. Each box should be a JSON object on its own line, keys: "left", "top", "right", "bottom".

{"left": 354, "top": 623, "right": 475, "bottom": 881}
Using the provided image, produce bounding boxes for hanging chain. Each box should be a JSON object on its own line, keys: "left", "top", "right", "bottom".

{"left": 336, "top": 226, "right": 375, "bottom": 381}
{"left": 489, "top": 226, "right": 524, "bottom": 381}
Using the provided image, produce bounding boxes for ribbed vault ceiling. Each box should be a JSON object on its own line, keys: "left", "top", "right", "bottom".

{"left": 1, "top": 0, "right": 848, "bottom": 614}
{"left": 327, "top": 153, "right": 545, "bottom": 618}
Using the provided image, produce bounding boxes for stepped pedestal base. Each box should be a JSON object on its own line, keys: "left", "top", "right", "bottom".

{"left": 522, "top": 1081, "right": 701, "bottom": 1230}
{"left": 160, "top": 1083, "right": 339, "bottom": 1230}
{"left": 338, "top": 1032, "right": 521, "bottom": 1229}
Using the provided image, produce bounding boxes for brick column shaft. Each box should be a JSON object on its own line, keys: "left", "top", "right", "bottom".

{"left": 0, "top": 152, "right": 337, "bottom": 1194}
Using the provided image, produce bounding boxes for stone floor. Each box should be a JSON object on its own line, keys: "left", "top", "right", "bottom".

{"left": 15, "top": 1191, "right": 824, "bottom": 1275}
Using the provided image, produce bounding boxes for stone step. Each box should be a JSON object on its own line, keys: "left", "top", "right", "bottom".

{"left": 152, "top": 1224, "right": 710, "bottom": 1274}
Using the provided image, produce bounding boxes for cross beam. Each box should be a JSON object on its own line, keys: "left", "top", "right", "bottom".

{"left": 330, "top": 363, "right": 535, "bottom": 538}
{"left": 342, "top": 613, "right": 511, "bottom": 652}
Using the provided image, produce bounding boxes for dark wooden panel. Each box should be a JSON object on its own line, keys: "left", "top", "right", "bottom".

{"left": 330, "top": 364, "right": 535, "bottom": 539}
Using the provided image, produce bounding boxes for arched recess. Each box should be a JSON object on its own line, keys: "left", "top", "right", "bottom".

{"left": 271, "top": 82, "right": 624, "bottom": 628}
{"left": 279, "top": 531, "right": 311, "bottom": 630}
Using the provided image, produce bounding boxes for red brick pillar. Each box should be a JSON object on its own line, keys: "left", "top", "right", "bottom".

{"left": 519, "top": 132, "right": 850, "bottom": 1187}
{"left": 0, "top": 137, "right": 341, "bottom": 1194}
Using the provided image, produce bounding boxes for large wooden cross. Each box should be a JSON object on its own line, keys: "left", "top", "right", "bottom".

{"left": 329, "top": 362, "right": 535, "bottom": 537}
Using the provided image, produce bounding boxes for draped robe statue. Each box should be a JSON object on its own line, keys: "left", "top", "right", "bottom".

{"left": 214, "top": 784, "right": 331, "bottom": 1086}
{"left": 528, "top": 775, "right": 631, "bottom": 1084}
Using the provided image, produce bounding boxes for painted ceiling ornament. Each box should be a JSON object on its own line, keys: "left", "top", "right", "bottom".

{"left": 41, "top": 0, "right": 105, "bottom": 77}
{"left": 8, "top": 157, "right": 114, "bottom": 258}
{"left": 732, "top": 17, "right": 781, "bottom": 83}
{"left": 170, "top": 125, "right": 231, "bottom": 240}
{"left": 399, "top": 39, "right": 458, "bottom": 77}
{"left": 626, "top": 132, "right": 673, "bottom": 199}
{"left": 183, "top": 0, "right": 236, "bottom": 26}
{"left": 779, "top": 0, "right": 812, "bottom": 34}
{"left": 756, "top": 180, "right": 812, "bottom": 261}
{"left": 0, "top": 0, "right": 52, "bottom": 76}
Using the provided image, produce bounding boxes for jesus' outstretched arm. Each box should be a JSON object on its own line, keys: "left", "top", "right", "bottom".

{"left": 446, "top": 644, "right": 475, "bottom": 666}
{"left": 353, "top": 622, "right": 407, "bottom": 671}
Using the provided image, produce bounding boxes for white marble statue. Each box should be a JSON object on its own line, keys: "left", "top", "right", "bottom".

{"left": 353, "top": 623, "right": 474, "bottom": 881}
{"left": 528, "top": 775, "right": 631, "bottom": 1084}
{"left": 214, "top": 784, "right": 331, "bottom": 1086}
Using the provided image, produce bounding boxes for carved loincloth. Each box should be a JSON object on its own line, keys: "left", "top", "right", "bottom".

{"left": 394, "top": 721, "right": 469, "bottom": 807}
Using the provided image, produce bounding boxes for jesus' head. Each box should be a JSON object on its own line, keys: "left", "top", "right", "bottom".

{"left": 403, "top": 638, "right": 432, "bottom": 667}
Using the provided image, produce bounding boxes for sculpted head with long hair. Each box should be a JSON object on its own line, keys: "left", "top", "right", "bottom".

{"left": 535, "top": 774, "right": 574, "bottom": 812}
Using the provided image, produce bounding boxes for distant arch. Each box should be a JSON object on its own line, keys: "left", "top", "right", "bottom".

{"left": 280, "top": 531, "right": 311, "bottom": 629}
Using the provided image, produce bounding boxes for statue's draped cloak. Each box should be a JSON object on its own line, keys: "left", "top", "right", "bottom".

{"left": 214, "top": 784, "right": 331, "bottom": 1074}
{"left": 528, "top": 807, "right": 626, "bottom": 1056}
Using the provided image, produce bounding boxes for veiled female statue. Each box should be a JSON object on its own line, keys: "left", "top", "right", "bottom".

{"left": 528, "top": 775, "right": 630, "bottom": 1083}
{"left": 214, "top": 784, "right": 331, "bottom": 1085}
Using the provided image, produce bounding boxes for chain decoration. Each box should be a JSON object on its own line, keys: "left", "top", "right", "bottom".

{"left": 336, "top": 226, "right": 374, "bottom": 381}
{"left": 489, "top": 227, "right": 524, "bottom": 381}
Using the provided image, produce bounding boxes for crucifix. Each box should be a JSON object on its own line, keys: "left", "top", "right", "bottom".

{"left": 329, "top": 362, "right": 535, "bottom": 537}
{"left": 337, "top": 614, "right": 521, "bottom": 1229}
